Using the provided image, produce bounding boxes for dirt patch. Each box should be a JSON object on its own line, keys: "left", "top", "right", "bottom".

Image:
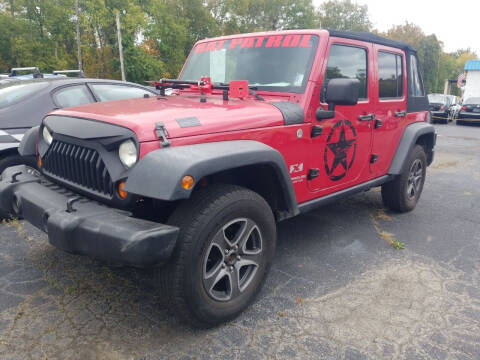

{"left": 370, "top": 210, "right": 403, "bottom": 249}
{"left": 285, "top": 260, "right": 480, "bottom": 358}
{"left": 431, "top": 160, "right": 459, "bottom": 170}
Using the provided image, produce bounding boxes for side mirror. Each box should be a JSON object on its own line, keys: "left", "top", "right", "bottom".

{"left": 325, "top": 78, "right": 360, "bottom": 109}
{"left": 316, "top": 78, "right": 360, "bottom": 121}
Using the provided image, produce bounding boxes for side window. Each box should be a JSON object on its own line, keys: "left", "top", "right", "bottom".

{"left": 54, "top": 85, "right": 94, "bottom": 108}
{"left": 378, "top": 51, "right": 403, "bottom": 98}
{"left": 90, "top": 84, "right": 153, "bottom": 102}
{"left": 409, "top": 55, "right": 425, "bottom": 97}
{"left": 323, "top": 44, "right": 368, "bottom": 101}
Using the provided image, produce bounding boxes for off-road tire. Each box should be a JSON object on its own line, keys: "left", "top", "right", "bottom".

{"left": 381, "top": 145, "right": 427, "bottom": 212}
{"left": 0, "top": 154, "right": 36, "bottom": 220}
{"left": 0, "top": 153, "right": 36, "bottom": 174}
{"left": 0, "top": 154, "right": 22, "bottom": 175}
{"left": 156, "top": 184, "right": 276, "bottom": 328}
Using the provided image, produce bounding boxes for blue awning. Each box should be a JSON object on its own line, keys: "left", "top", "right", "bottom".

{"left": 465, "top": 60, "right": 480, "bottom": 71}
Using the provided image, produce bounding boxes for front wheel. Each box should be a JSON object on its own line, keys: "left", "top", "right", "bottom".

{"left": 157, "top": 184, "right": 276, "bottom": 328}
{"left": 0, "top": 154, "right": 25, "bottom": 174}
{"left": 381, "top": 145, "right": 427, "bottom": 212}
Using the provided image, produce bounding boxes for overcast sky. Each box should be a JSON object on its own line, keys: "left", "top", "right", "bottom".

{"left": 313, "top": 0, "right": 479, "bottom": 56}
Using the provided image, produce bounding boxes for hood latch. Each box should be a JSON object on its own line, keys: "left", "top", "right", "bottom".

{"left": 155, "top": 122, "right": 170, "bottom": 147}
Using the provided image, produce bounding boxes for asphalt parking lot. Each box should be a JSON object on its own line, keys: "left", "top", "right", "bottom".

{"left": 0, "top": 122, "right": 479, "bottom": 360}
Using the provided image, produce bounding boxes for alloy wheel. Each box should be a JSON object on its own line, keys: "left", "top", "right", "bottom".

{"left": 202, "top": 218, "right": 263, "bottom": 302}
{"left": 407, "top": 159, "right": 423, "bottom": 200}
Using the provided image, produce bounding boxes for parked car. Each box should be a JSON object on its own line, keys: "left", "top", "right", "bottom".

{"left": 428, "top": 93, "right": 451, "bottom": 123}
{"left": 0, "top": 77, "right": 158, "bottom": 172}
{"left": 457, "top": 97, "right": 480, "bottom": 125}
{"left": 0, "top": 29, "right": 434, "bottom": 327}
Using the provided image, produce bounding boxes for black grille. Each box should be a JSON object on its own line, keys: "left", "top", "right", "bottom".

{"left": 43, "top": 140, "right": 114, "bottom": 197}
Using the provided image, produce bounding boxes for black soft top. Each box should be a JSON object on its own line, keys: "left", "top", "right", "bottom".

{"left": 328, "top": 29, "right": 416, "bottom": 52}
{"left": 328, "top": 29, "right": 427, "bottom": 113}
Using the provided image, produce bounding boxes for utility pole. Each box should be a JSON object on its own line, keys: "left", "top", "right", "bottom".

{"left": 75, "top": 0, "right": 82, "bottom": 71}
{"left": 116, "top": 12, "right": 126, "bottom": 81}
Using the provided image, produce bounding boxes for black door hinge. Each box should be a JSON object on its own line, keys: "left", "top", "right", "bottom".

{"left": 308, "top": 168, "right": 320, "bottom": 180}
{"left": 311, "top": 125, "right": 323, "bottom": 138}
{"left": 370, "top": 154, "right": 379, "bottom": 163}
{"left": 155, "top": 122, "right": 170, "bottom": 147}
{"left": 374, "top": 119, "right": 382, "bottom": 129}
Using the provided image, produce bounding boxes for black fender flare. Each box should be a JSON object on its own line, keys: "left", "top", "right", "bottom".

{"left": 18, "top": 126, "right": 39, "bottom": 157}
{"left": 388, "top": 122, "right": 436, "bottom": 175}
{"left": 124, "top": 140, "right": 299, "bottom": 217}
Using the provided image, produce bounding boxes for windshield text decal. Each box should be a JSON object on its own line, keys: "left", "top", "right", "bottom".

{"left": 195, "top": 35, "right": 312, "bottom": 53}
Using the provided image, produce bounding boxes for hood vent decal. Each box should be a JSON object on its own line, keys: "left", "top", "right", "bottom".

{"left": 176, "top": 116, "right": 201, "bottom": 128}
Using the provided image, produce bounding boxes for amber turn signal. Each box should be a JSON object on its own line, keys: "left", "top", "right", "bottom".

{"left": 37, "top": 156, "right": 42, "bottom": 168}
{"left": 118, "top": 181, "right": 128, "bottom": 199}
{"left": 181, "top": 175, "right": 194, "bottom": 190}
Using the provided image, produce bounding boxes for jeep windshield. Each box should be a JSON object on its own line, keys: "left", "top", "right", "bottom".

{"left": 180, "top": 34, "right": 319, "bottom": 93}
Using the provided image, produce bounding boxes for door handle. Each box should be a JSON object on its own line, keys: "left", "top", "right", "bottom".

{"left": 358, "top": 113, "right": 375, "bottom": 121}
{"left": 394, "top": 111, "right": 407, "bottom": 117}
{"left": 311, "top": 125, "right": 323, "bottom": 138}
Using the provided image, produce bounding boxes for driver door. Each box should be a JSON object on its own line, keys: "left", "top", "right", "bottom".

{"left": 307, "top": 40, "right": 375, "bottom": 195}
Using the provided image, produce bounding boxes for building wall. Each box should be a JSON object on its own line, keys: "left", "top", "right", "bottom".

{"left": 464, "top": 71, "right": 480, "bottom": 101}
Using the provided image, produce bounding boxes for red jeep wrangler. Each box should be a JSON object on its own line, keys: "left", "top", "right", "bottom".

{"left": 0, "top": 30, "right": 435, "bottom": 327}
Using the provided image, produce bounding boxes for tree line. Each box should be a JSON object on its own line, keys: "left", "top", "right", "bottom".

{"left": 0, "top": 0, "right": 476, "bottom": 94}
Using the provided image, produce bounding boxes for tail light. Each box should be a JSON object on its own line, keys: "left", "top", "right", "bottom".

{"left": 440, "top": 105, "right": 445, "bottom": 111}
{"left": 461, "top": 106, "right": 466, "bottom": 111}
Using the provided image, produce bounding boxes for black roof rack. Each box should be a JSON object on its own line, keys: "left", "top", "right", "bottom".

{"left": 53, "top": 69, "right": 85, "bottom": 78}
{"left": 327, "top": 29, "right": 416, "bottom": 52}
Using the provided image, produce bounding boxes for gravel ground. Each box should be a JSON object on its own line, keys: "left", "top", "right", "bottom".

{"left": 0, "top": 123, "right": 479, "bottom": 360}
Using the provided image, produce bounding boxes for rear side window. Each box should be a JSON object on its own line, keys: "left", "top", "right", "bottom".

{"left": 54, "top": 85, "right": 94, "bottom": 108}
{"left": 90, "top": 84, "right": 153, "bottom": 102}
{"left": 323, "top": 44, "right": 368, "bottom": 101}
{"left": 0, "top": 82, "right": 49, "bottom": 109}
{"left": 409, "top": 55, "right": 425, "bottom": 97}
{"left": 378, "top": 51, "right": 403, "bottom": 98}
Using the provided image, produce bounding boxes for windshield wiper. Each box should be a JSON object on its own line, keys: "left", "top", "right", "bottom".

{"left": 248, "top": 88, "right": 264, "bottom": 101}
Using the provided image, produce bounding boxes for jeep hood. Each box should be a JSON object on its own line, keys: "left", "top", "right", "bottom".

{"left": 52, "top": 95, "right": 289, "bottom": 142}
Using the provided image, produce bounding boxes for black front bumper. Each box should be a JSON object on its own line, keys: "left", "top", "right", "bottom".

{"left": 0, "top": 166, "right": 179, "bottom": 268}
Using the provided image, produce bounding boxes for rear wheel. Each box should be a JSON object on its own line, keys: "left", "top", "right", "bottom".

{"left": 382, "top": 145, "right": 427, "bottom": 212}
{"left": 156, "top": 184, "right": 276, "bottom": 328}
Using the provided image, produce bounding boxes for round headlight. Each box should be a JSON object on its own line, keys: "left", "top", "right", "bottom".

{"left": 43, "top": 126, "right": 53, "bottom": 145}
{"left": 119, "top": 140, "right": 138, "bottom": 168}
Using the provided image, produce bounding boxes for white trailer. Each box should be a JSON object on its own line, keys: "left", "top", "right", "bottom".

{"left": 463, "top": 60, "right": 480, "bottom": 101}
